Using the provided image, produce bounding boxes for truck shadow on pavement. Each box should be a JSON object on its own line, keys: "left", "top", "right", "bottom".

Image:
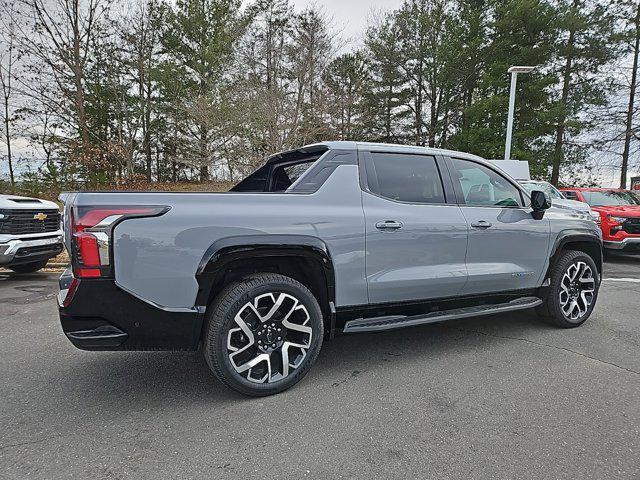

{"left": 604, "top": 252, "right": 640, "bottom": 264}
{"left": 58, "top": 309, "right": 552, "bottom": 408}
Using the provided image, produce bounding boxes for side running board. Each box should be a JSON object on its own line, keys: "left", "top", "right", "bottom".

{"left": 343, "top": 297, "right": 542, "bottom": 334}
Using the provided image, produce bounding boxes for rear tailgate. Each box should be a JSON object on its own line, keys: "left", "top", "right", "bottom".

{"left": 58, "top": 192, "right": 170, "bottom": 279}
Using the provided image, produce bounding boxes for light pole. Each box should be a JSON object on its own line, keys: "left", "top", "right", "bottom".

{"left": 504, "top": 65, "right": 535, "bottom": 160}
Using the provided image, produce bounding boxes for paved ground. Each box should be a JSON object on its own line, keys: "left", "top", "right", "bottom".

{"left": 1, "top": 255, "right": 640, "bottom": 479}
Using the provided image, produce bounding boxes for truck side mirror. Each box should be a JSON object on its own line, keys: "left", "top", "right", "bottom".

{"left": 530, "top": 190, "right": 551, "bottom": 219}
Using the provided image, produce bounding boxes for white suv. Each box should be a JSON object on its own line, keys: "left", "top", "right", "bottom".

{"left": 0, "top": 194, "right": 64, "bottom": 273}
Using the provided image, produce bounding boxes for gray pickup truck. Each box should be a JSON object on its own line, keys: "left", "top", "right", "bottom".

{"left": 58, "top": 142, "right": 602, "bottom": 396}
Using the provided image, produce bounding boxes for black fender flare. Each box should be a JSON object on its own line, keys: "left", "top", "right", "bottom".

{"left": 195, "top": 234, "right": 336, "bottom": 335}
{"left": 549, "top": 230, "right": 603, "bottom": 274}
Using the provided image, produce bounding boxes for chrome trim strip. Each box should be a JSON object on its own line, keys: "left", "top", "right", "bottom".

{"left": 603, "top": 238, "right": 640, "bottom": 250}
{"left": 0, "top": 235, "right": 63, "bottom": 256}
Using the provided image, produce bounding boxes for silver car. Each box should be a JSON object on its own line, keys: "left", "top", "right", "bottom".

{"left": 520, "top": 180, "right": 600, "bottom": 224}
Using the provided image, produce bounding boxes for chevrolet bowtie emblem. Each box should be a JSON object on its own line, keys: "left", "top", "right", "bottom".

{"left": 33, "top": 213, "right": 48, "bottom": 221}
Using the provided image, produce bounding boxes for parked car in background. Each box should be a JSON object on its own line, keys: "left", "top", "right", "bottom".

{"left": 58, "top": 142, "right": 602, "bottom": 396}
{"left": 0, "top": 194, "right": 64, "bottom": 273}
{"left": 520, "top": 180, "right": 600, "bottom": 224}
{"left": 560, "top": 188, "right": 640, "bottom": 252}
{"left": 487, "top": 161, "right": 599, "bottom": 224}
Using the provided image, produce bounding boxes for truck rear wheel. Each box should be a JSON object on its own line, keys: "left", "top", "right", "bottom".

{"left": 538, "top": 250, "right": 599, "bottom": 328}
{"left": 9, "top": 260, "right": 49, "bottom": 274}
{"left": 203, "top": 273, "right": 324, "bottom": 396}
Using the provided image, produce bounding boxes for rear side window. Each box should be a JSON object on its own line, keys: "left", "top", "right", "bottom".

{"left": 271, "top": 161, "right": 316, "bottom": 191}
{"left": 450, "top": 158, "right": 522, "bottom": 207}
{"left": 563, "top": 190, "right": 580, "bottom": 201}
{"left": 230, "top": 157, "right": 320, "bottom": 192}
{"left": 365, "top": 153, "right": 445, "bottom": 204}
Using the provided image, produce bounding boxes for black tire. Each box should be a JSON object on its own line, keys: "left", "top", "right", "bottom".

{"left": 203, "top": 273, "right": 324, "bottom": 396}
{"left": 9, "top": 260, "right": 49, "bottom": 274}
{"left": 537, "top": 250, "right": 599, "bottom": 328}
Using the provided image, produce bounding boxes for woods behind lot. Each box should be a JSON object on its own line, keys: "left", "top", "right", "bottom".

{"left": 0, "top": 0, "right": 638, "bottom": 198}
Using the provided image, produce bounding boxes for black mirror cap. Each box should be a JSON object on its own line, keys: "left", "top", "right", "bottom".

{"left": 531, "top": 190, "right": 552, "bottom": 211}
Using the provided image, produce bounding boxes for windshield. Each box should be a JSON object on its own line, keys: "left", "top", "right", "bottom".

{"left": 520, "top": 181, "right": 564, "bottom": 200}
{"left": 581, "top": 190, "right": 640, "bottom": 207}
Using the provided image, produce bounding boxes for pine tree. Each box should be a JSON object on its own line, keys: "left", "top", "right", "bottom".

{"left": 549, "top": 0, "right": 620, "bottom": 185}
{"left": 455, "top": 0, "right": 557, "bottom": 168}
{"left": 160, "top": 0, "right": 247, "bottom": 181}
{"left": 323, "top": 52, "right": 370, "bottom": 140}
{"left": 363, "top": 13, "right": 405, "bottom": 143}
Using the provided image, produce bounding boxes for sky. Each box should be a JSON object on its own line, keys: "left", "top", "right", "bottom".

{"left": 288, "top": 0, "right": 403, "bottom": 48}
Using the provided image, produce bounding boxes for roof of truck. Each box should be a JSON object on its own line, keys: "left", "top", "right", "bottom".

{"left": 559, "top": 187, "right": 629, "bottom": 192}
{"left": 267, "top": 141, "right": 485, "bottom": 163}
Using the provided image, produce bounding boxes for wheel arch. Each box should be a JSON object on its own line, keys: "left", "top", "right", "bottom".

{"left": 195, "top": 234, "right": 336, "bottom": 338}
{"left": 547, "top": 232, "right": 603, "bottom": 279}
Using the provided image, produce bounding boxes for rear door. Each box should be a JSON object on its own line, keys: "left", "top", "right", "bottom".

{"left": 361, "top": 150, "right": 469, "bottom": 304}
{"left": 443, "top": 157, "right": 550, "bottom": 295}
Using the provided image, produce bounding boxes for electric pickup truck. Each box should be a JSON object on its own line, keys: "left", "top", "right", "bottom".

{"left": 0, "top": 194, "right": 63, "bottom": 273}
{"left": 58, "top": 142, "right": 602, "bottom": 396}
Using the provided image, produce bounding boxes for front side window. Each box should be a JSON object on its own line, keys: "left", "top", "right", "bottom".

{"left": 581, "top": 190, "right": 640, "bottom": 207}
{"left": 450, "top": 158, "right": 522, "bottom": 207}
{"left": 520, "top": 181, "right": 564, "bottom": 200}
{"left": 365, "top": 153, "right": 446, "bottom": 204}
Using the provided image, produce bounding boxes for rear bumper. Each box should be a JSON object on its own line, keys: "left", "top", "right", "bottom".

{"left": 0, "top": 234, "right": 63, "bottom": 265}
{"left": 58, "top": 270, "right": 205, "bottom": 351}
{"left": 603, "top": 237, "right": 640, "bottom": 251}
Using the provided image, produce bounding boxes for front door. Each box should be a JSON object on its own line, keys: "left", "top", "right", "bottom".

{"left": 361, "top": 151, "right": 469, "bottom": 304}
{"left": 444, "top": 157, "right": 550, "bottom": 295}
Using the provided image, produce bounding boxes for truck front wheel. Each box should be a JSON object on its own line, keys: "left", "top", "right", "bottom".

{"left": 538, "top": 250, "right": 600, "bottom": 328}
{"left": 203, "top": 273, "right": 324, "bottom": 396}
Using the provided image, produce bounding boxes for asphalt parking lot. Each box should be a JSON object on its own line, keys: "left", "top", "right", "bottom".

{"left": 1, "top": 256, "right": 640, "bottom": 480}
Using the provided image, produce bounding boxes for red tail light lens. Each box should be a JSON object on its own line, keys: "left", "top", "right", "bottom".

{"left": 70, "top": 206, "right": 168, "bottom": 278}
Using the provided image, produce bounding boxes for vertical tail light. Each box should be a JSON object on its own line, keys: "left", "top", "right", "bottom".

{"left": 70, "top": 206, "right": 168, "bottom": 278}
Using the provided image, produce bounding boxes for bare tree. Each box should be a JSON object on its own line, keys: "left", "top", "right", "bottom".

{"left": 17, "top": 0, "right": 107, "bottom": 167}
{"left": 122, "top": 0, "right": 163, "bottom": 181}
{"left": 0, "top": 0, "right": 20, "bottom": 189}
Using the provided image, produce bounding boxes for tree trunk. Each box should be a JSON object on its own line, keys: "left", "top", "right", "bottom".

{"left": 621, "top": 2, "right": 640, "bottom": 189}
{"left": 3, "top": 98, "right": 14, "bottom": 190}
{"left": 385, "top": 84, "right": 392, "bottom": 141}
{"left": 156, "top": 147, "right": 161, "bottom": 183}
{"left": 551, "top": 0, "right": 579, "bottom": 186}
{"left": 199, "top": 124, "right": 209, "bottom": 182}
{"left": 141, "top": 72, "right": 152, "bottom": 182}
{"left": 71, "top": 0, "right": 90, "bottom": 149}
{"left": 428, "top": 83, "right": 437, "bottom": 148}
{"left": 415, "top": 59, "right": 424, "bottom": 146}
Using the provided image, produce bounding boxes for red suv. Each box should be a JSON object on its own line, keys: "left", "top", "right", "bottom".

{"left": 560, "top": 188, "right": 640, "bottom": 252}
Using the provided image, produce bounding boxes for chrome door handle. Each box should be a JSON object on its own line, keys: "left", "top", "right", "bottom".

{"left": 375, "top": 220, "right": 403, "bottom": 230}
{"left": 471, "top": 220, "right": 492, "bottom": 229}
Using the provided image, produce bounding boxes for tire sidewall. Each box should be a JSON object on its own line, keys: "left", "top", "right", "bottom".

{"left": 548, "top": 251, "right": 599, "bottom": 327}
{"left": 206, "top": 275, "right": 324, "bottom": 396}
